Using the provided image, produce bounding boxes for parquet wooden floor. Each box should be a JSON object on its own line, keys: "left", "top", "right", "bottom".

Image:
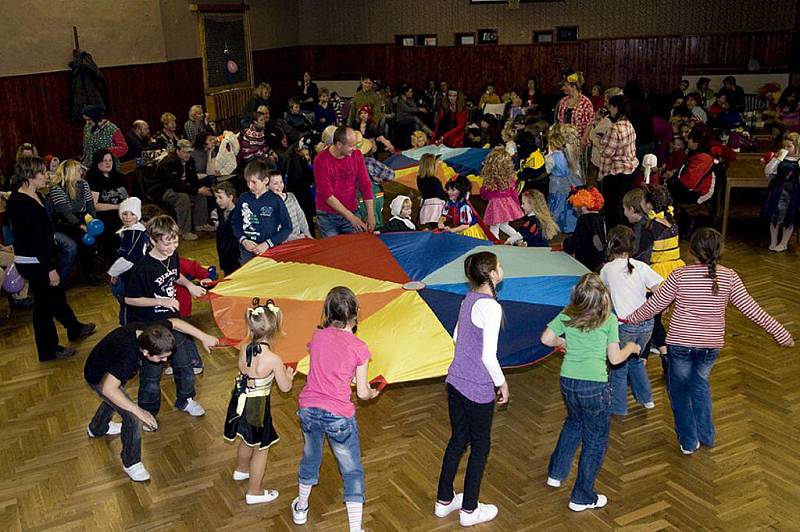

{"left": 0, "top": 198, "right": 797, "bottom": 531}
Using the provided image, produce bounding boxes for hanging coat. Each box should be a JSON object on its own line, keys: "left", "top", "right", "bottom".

{"left": 69, "top": 51, "right": 110, "bottom": 122}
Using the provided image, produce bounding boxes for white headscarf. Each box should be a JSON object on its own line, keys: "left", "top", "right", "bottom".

{"left": 389, "top": 195, "right": 416, "bottom": 230}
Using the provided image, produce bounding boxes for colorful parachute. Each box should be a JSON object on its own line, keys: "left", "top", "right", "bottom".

{"left": 209, "top": 232, "right": 587, "bottom": 386}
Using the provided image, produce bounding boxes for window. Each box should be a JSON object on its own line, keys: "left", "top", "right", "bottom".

{"left": 455, "top": 32, "right": 476, "bottom": 45}
{"left": 556, "top": 26, "right": 578, "bottom": 42}
{"left": 395, "top": 34, "right": 415, "bottom": 46}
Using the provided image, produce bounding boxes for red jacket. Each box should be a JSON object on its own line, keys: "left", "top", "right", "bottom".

{"left": 433, "top": 109, "right": 468, "bottom": 148}
{"left": 677, "top": 152, "right": 714, "bottom": 196}
{"left": 176, "top": 257, "right": 210, "bottom": 318}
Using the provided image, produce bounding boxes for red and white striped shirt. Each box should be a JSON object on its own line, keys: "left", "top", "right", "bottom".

{"left": 627, "top": 264, "right": 793, "bottom": 348}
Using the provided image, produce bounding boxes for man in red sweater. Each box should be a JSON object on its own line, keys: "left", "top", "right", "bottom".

{"left": 313, "top": 127, "right": 375, "bottom": 236}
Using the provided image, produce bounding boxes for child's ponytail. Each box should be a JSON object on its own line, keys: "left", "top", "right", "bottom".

{"left": 689, "top": 227, "right": 723, "bottom": 296}
{"left": 605, "top": 225, "right": 636, "bottom": 275}
{"left": 465, "top": 251, "right": 500, "bottom": 302}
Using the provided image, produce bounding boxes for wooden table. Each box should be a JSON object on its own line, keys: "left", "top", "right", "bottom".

{"left": 721, "top": 152, "right": 770, "bottom": 241}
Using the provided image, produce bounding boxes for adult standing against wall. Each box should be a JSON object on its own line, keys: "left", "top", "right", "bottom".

{"left": 81, "top": 105, "right": 128, "bottom": 170}
{"left": 555, "top": 71, "right": 595, "bottom": 140}
{"left": 6, "top": 156, "right": 95, "bottom": 361}
{"left": 599, "top": 95, "right": 639, "bottom": 228}
{"left": 297, "top": 71, "right": 319, "bottom": 108}
{"left": 313, "top": 127, "right": 375, "bottom": 237}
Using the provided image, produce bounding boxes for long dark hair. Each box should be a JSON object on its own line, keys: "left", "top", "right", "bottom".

{"left": 465, "top": 251, "right": 499, "bottom": 300}
{"left": 605, "top": 225, "right": 635, "bottom": 274}
{"left": 320, "top": 286, "right": 359, "bottom": 332}
{"left": 644, "top": 185, "right": 675, "bottom": 230}
{"left": 690, "top": 227, "right": 723, "bottom": 296}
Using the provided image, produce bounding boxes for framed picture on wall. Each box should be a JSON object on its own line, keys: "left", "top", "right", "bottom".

{"left": 477, "top": 29, "right": 498, "bottom": 44}
{"left": 533, "top": 30, "right": 553, "bottom": 43}
{"left": 556, "top": 26, "right": 579, "bottom": 42}
{"left": 395, "top": 34, "right": 416, "bottom": 46}
{"left": 455, "top": 32, "right": 476, "bottom": 45}
{"left": 417, "top": 34, "right": 438, "bottom": 46}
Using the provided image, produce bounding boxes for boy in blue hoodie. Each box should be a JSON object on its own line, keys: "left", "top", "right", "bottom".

{"left": 231, "top": 160, "right": 292, "bottom": 264}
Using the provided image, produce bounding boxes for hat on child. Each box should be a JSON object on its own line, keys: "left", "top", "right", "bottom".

{"left": 390, "top": 195, "right": 411, "bottom": 218}
{"left": 118, "top": 197, "right": 142, "bottom": 221}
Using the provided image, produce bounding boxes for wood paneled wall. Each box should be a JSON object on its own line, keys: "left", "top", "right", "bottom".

{"left": 1, "top": 31, "right": 793, "bottom": 175}
{"left": 0, "top": 59, "right": 204, "bottom": 175}
{"left": 258, "top": 31, "right": 795, "bottom": 100}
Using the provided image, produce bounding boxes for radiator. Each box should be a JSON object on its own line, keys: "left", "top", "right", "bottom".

{"left": 205, "top": 87, "right": 252, "bottom": 132}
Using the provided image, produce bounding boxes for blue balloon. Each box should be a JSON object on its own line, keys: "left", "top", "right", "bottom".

{"left": 87, "top": 218, "right": 105, "bottom": 236}
{"left": 82, "top": 233, "right": 96, "bottom": 246}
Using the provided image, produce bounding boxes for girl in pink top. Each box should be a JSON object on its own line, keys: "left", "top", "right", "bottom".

{"left": 292, "top": 287, "right": 379, "bottom": 532}
{"left": 479, "top": 147, "right": 524, "bottom": 244}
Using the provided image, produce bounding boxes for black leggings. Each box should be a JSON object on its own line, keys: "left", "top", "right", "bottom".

{"left": 437, "top": 384, "right": 495, "bottom": 512}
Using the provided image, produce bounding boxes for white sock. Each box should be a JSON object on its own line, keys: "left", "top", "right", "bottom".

{"left": 346, "top": 501, "right": 363, "bottom": 532}
{"left": 298, "top": 483, "right": 312, "bottom": 509}
{"left": 489, "top": 224, "right": 501, "bottom": 238}
{"left": 499, "top": 222, "right": 521, "bottom": 240}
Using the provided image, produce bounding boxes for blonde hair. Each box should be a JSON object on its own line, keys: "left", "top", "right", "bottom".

{"left": 784, "top": 132, "right": 800, "bottom": 153}
{"left": 160, "top": 112, "right": 176, "bottom": 125}
{"left": 145, "top": 214, "right": 180, "bottom": 243}
{"left": 245, "top": 300, "right": 283, "bottom": 346}
{"left": 521, "top": 190, "right": 559, "bottom": 240}
{"left": 189, "top": 105, "right": 204, "bottom": 120}
{"left": 563, "top": 273, "right": 612, "bottom": 332}
{"left": 54, "top": 159, "right": 83, "bottom": 200}
{"left": 418, "top": 153, "right": 437, "bottom": 178}
{"left": 501, "top": 122, "right": 516, "bottom": 143}
{"left": 510, "top": 93, "right": 523, "bottom": 107}
{"left": 256, "top": 104, "right": 269, "bottom": 115}
{"left": 480, "top": 147, "right": 515, "bottom": 191}
{"left": 563, "top": 71, "right": 585, "bottom": 89}
{"left": 548, "top": 123, "right": 580, "bottom": 173}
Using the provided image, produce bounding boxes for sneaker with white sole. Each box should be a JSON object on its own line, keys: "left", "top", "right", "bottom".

{"left": 180, "top": 398, "right": 205, "bottom": 416}
{"left": 232, "top": 470, "right": 250, "bottom": 481}
{"left": 246, "top": 489, "right": 279, "bottom": 505}
{"left": 193, "top": 366, "right": 204, "bottom": 375}
{"left": 123, "top": 462, "right": 151, "bottom": 482}
{"left": 642, "top": 401, "right": 656, "bottom": 409}
{"left": 291, "top": 497, "right": 309, "bottom": 525}
{"left": 87, "top": 421, "right": 122, "bottom": 437}
{"left": 434, "top": 492, "right": 463, "bottom": 517}
{"left": 680, "top": 442, "right": 700, "bottom": 455}
{"left": 569, "top": 494, "right": 607, "bottom": 512}
{"left": 546, "top": 477, "right": 561, "bottom": 487}
{"left": 459, "top": 502, "right": 498, "bottom": 527}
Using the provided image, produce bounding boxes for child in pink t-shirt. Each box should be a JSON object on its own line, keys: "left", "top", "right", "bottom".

{"left": 291, "top": 287, "right": 380, "bottom": 531}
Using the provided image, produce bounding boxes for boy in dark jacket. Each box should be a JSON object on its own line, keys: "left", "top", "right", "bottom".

{"left": 212, "top": 181, "right": 240, "bottom": 275}
{"left": 562, "top": 187, "right": 607, "bottom": 272}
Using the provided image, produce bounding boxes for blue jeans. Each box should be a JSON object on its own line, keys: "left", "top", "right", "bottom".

{"left": 667, "top": 344, "right": 720, "bottom": 450}
{"left": 137, "top": 331, "right": 196, "bottom": 415}
{"left": 610, "top": 320, "right": 654, "bottom": 415}
{"left": 297, "top": 407, "right": 365, "bottom": 503}
{"left": 316, "top": 211, "right": 357, "bottom": 238}
{"left": 54, "top": 231, "right": 77, "bottom": 281}
{"left": 547, "top": 377, "right": 611, "bottom": 505}
{"left": 88, "top": 382, "right": 142, "bottom": 467}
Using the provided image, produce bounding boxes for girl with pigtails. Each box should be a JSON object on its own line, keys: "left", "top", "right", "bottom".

{"left": 626, "top": 228, "right": 793, "bottom": 455}
{"left": 224, "top": 298, "right": 296, "bottom": 505}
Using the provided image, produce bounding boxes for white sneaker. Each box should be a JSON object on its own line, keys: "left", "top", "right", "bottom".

{"left": 459, "top": 502, "right": 498, "bottom": 527}
{"left": 569, "top": 494, "right": 607, "bottom": 512}
{"left": 649, "top": 347, "right": 660, "bottom": 355}
{"left": 643, "top": 401, "right": 656, "bottom": 409}
{"left": 546, "top": 477, "right": 561, "bottom": 487}
{"left": 434, "top": 492, "right": 463, "bottom": 517}
{"left": 680, "top": 442, "right": 700, "bottom": 455}
{"left": 123, "top": 462, "right": 151, "bottom": 482}
{"left": 193, "top": 366, "right": 204, "bottom": 375}
{"left": 246, "top": 489, "right": 278, "bottom": 505}
{"left": 87, "top": 421, "right": 122, "bottom": 437}
{"left": 232, "top": 470, "right": 250, "bottom": 481}
{"left": 180, "top": 398, "right": 205, "bottom": 417}
{"left": 291, "top": 497, "right": 309, "bottom": 525}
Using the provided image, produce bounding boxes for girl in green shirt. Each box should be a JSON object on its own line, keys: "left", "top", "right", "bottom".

{"left": 540, "top": 273, "right": 639, "bottom": 512}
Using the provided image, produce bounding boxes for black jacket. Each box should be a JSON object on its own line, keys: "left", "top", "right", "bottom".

{"left": 6, "top": 191, "right": 59, "bottom": 271}
{"left": 69, "top": 51, "right": 109, "bottom": 122}
{"left": 563, "top": 212, "right": 606, "bottom": 272}
{"left": 122, "top": 131, "right": 157, "bottom": 161}
{"left": 150, "top": 153, "right": 199, "bottom": 199}
{"left": 215, "top": 207, "right": 239, "bottom": 275}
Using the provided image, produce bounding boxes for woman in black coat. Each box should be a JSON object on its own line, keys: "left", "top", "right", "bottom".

{"left": 6, "top": 157, "right": 95, "bottom": 361}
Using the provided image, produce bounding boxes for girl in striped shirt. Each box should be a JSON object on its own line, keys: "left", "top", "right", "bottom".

{"left": 626, "top": 228, "right": 793, "bottom": 455}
